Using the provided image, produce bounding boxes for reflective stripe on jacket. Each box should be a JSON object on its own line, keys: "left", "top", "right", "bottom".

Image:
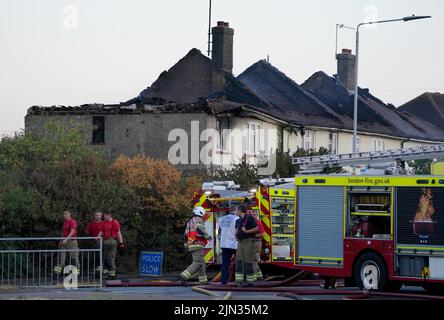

{"left": 184, "top": 216, "right": 209, "bottom": 251}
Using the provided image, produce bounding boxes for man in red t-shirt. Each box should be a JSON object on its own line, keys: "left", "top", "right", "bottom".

{"left": 250, "top": 209, "right": 264, "bottom": 280}
{"left": 54, "top": 211, "right": 80, "bottom": 274}
{"left": 97, "top": 213, "right": 124, "bottom": 278}
{"left": 87, "top": 212, "right": 103, "bottom": 237}
{"left": 87, "top": 212, "right": 104, "bottom": 273}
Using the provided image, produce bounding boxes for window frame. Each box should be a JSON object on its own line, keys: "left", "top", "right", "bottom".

{"left": 303, "top": 130, "right": 315, "bottom": 151}
{"left": 328, "top": 132, "right": 338, "bottom": 155}
{"left": 245, "top": 122, "right": 263, "bottom": 155}
{"left": 216, "top": 118, "right": 230, "bottom": 152}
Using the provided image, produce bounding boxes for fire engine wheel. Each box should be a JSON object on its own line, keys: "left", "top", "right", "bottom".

{"left": 354, "top": 252, "right": 387, "bottom": 291}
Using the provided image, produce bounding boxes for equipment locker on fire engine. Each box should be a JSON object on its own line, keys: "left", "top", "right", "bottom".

{"left": 269, "top": 183, "right": 295, "bottom": 262}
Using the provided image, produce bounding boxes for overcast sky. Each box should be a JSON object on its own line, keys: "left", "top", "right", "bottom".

{"left": 1, "top": 0, "right": 443, "bottom": 133}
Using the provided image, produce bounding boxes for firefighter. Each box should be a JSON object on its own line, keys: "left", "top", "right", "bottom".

{"left": 97, "top": 213, "right": 125, "bottom": 278}
{"left": 180, "top": 206, "right": 212, "bottom": 285}
{"left": 235, "top": 205, "right": 258, "bottom": 286}
{"left": 218, "top": 204, "right": 240, "bottom": 285}
{"left": 54, "top": 211, "right": 80, "bottom": 275}
{"left": 87, "top": 211, "right": 103, "bottom": 237}
{"left": 250, "top": 209, "right": 264, "bottom": 281}
{"left": 87, "top": 211, "right": 104, "bottom": 273}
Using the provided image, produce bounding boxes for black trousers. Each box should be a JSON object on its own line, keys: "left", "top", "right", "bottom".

{"left": 221, "top": 248, "right": 237, "bottom": 284}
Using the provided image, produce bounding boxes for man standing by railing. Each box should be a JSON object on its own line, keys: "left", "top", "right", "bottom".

{"left": 54, "top": 211, "right": 80, "bottom": 275}
{"left": 88, "top": 211, "right": 104, "bottom": 273}
{"left": 97, "top": 213, "right": 125, "bottom": 279}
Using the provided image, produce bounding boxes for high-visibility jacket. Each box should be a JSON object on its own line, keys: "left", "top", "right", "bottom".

{"left": 184, "top": 216, "right": 210, "bottom": 252}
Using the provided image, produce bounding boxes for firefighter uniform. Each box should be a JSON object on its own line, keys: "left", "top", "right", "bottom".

{"left": 54, "top": 218, "right": 80, "bottom": 274}
{"left": 253, "top": 218, "right": 264, "bottom": 280}
{"left": 87, "top": 219, "right": 104, "bottom": 273}
{"left": 101, "top": 219, "right": 121, "bottom": 277}
{"left": 235, "top": 214, "right": 258, "bottom": 285}
{"left": 180, "top": 208, "right": 211, "bottom": 285}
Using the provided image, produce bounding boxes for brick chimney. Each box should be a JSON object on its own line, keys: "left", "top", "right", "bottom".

{"left": 212, "top": 21, "right": 234, "bottom": 74}
{"left": 336, "top": 48, "right": 356, "bottom": 91}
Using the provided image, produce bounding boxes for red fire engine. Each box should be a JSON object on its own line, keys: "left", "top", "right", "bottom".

{"left": 293, "top": 175, "right": 444, "bottom": 291}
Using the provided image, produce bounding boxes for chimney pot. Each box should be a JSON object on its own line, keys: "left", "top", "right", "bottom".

{"left": 342, "top": 48, "right": 352, "bottom": 54}
{"left": 217, "top": 21, "right": 225, "bottom": 26}
{"left": 224, "top": 22, "right": 229, "bottom": 27}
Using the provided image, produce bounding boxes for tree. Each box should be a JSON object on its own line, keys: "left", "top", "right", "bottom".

{"left": 209, "top": 155, "right": 258, "bottom": 190}
{"left": 111, "top": 155, "right": 201, "bottom": 271}
{"left": 0, "top": 122, "right": 132, "bottom": 252}
{"left": 275, "top": 147, "right": 342, "bottom": 176}
{"left": 408, "top": 159, "right": 433, "bottom": 175}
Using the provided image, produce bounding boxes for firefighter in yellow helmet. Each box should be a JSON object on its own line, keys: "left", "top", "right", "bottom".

{"left": 179, "top": 206, "right": 212, "bottom": 285}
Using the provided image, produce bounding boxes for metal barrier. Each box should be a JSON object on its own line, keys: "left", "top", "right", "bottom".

{"left": 0, "top": 237, "right": 102, "bottom": 289}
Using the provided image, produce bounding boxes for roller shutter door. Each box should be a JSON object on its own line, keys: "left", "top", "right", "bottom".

{"left": 297, "top": 186, "right": 344, "bottom": 267}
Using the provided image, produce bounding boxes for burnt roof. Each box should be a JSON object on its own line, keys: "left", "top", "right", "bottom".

{"left": 132, "top": 48, "right": 268, "bottom": 109}
{"left": 26, "top": 48, "right": 444, "bottom": 143}
{"left": 399, "top": 92, "right": 444, "bottom": 130}
{"left": 238, "top": 60, "right": 347, "bottom": 128}
{"left": 302, "top": 71, "right": 444, "bottom": 141}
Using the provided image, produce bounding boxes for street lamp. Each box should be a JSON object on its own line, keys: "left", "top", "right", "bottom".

{"left": 352, "top": 15, "right": 431, "bottom": 154}
{"left": 335, "top": 24, "right": 354, "bottom": 59}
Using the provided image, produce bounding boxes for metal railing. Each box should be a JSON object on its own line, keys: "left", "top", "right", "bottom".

{"left": 0, "top": 237, "right": 102, "bottom": 289}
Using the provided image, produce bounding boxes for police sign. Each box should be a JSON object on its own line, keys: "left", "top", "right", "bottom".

{"left": 139, "top": 251, "right": 163, "bottom": 277}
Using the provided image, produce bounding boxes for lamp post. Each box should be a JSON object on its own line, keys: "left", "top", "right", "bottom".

{"left": 335, "top": 24, "right": 354, "bottom": 59}
{"left": 352, "top": 15, "right": 431, "bottom": 154}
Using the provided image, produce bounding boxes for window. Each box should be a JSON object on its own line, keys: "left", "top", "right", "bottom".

{"left": 216, "top": 118, "right": 230, "bottom": 151}
{"left": 328, "top": 133, "right": 338, "bottom": 155}
{"left": 303, "top": 130, "right": 315, "bottom": 150}
{"left": 246, "top": 123, "right": 262, "bottom": 154}
{"left": 373, "top": 139, "right": 385, "bottom": 151}
{"left": 92, "top": 116, "right": 105, "bottom": 145}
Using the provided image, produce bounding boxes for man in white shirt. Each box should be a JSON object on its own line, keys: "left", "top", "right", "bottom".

{"left": 218, "top": 204, "right": 240, "bottom": 285}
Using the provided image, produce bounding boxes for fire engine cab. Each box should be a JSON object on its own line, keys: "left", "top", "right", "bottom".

{"left": 193, "top": 179, "right": 295, "bottom": 269}
{"left": 193, "top": 181, "right": 256, "bottom": 264}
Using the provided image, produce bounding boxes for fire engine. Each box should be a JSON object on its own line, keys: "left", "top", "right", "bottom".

{"left": 290, "top": 143, "right": 444, "bottom": 291}
{"left": 293, "top": 175, "right": 444, "bottom": 291}
{"left": 194, "top": 143, "right": 444, "bottom": 290}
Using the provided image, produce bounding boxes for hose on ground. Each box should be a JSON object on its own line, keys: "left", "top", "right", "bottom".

{"left": 192, "top": 286, "right": 232, "bottom": 300}
{"left": 253, "top": 270, "right": 308, "bottom": 288}
{"left": 276, "top": 292, "right": 305, "bottom": 300}
{"left": 264, "top": 275, "right": 285, "bottom": 281}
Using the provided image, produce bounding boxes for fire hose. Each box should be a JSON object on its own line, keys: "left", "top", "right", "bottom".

{"left": 104, "top": 273, "right": 444, "bottom": 300}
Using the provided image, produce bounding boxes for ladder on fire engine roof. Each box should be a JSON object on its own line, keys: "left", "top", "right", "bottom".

{"left": 292, "top": 143, "right": 444, "bottom": 174}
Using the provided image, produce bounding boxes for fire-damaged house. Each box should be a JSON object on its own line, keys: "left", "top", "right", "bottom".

{"left": 399, "top": 92, "right": 444, "bottom": 131}
{"left": 25, "top": 22, "right": 444, "bottom": 169}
